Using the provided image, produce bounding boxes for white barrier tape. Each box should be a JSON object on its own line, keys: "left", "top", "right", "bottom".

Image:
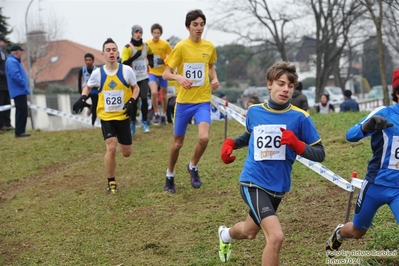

{"left": 225, "top": 106, "right": 246, "bottom": 126}
{"left": 296, "top": 156, "right": 354, "bottom": 192}
{"left": 211, "top": 100, "right": 228, "bottom": 116}
{"left": 351, "top": 177, "right": 364, "bottom": 189}
{"left": 211, "top": 95, "right": 247, "bottom": 116}
{"left": 213, "top": 97, "right": 365, "bottom": 191}
{"left": 28, "top": 103, "right": 101, "bottom": 128}
{"left": 0, "top": 104, "right": 14, "bottom": 112}
{"left": 211, "top": 97, "right": 246, "bottom": 126}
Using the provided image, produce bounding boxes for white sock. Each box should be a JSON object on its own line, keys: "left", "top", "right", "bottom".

{"left": 221, "top": 227, "right": 232, "bottom": 243}
{"left": 166, "top": 169, "right": 174, "bottom": 178}
{"left": 189, "top": 162, "right": 197, "bottom": 170}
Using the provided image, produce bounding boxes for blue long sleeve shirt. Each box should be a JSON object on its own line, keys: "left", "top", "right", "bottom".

{"left": 346, "top": 104, "right": 399, "bottom": 188}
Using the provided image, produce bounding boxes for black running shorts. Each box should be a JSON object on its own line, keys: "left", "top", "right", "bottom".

{"left": 240, "top": 185, "right": 283, "bottom": 227}
{"left": 101, "top": 119, "right": 132, "bottom": 145}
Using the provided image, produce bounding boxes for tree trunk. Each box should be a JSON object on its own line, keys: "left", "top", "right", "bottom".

{"left": 376, "top": 26, "right": 389, "bottom": 105}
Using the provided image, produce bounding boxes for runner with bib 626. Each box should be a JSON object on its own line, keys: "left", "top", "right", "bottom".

{"left": 218, "top": 61, "right": 325, "bottom": 265}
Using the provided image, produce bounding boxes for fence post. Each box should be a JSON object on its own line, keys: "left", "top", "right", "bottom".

{"left": 223, "top": 101, "right": 229, "bottom": 140}
{"left": 344, "top": 171, "right": 357, "bottom": 223}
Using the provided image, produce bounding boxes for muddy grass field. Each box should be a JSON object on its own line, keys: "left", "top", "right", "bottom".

{"left": 1, "top": 112, "right": 398, "bottom": 265}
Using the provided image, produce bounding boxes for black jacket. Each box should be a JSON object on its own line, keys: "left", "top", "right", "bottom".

{"left": 0, "top": 46, "right": 8, "bottom": 90}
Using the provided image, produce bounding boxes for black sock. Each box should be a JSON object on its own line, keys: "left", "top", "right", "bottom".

{"left": 107, "top": 177, "right": 115, "bottom": 183}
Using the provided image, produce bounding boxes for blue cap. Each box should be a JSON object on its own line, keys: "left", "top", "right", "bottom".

{"left": 10, "top": 45, "right": 24, "bottom": 52}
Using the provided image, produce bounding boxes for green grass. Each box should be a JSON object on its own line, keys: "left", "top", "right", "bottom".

{"left": 0, "top": 112, "right": 398, "bottom": 265}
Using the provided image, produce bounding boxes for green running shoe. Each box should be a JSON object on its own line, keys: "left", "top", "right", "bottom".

{"left": 218, "top": 226, "right": 231, "bottom": 262}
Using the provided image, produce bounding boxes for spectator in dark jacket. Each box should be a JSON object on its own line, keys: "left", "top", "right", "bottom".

{"left": 290, "top": 82, "right": 309, "bottom": 111}
{"left": 251, "top": 92, "right": 261, "bottom": 104}
{"left": 0, "top": 36, "right": 13, "bottom": 133}
{"left": 340, "top": 90, "right": 359, "bottom": 112}
{"left": 6, "top": 45, "right": 31, "bottom": 137}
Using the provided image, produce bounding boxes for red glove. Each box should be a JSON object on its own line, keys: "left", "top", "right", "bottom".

{"left": 280, "top": 128, "right": 306, "bottom": 155}
{"left": 221, "top": 138, "right": 236, "bottom": 164}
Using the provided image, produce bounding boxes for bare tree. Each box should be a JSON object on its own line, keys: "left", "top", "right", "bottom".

{"left": 333, "top": 14, "right": 372, "bottom": 95}
{"left": 212, "top": 0, "right": 297, "bottom": 61}
{"left": 212, "top": 0, "right": 365, "bottom": 103}
{"left": 359, "top": 0, "right": 391, "bottom": 105}
{"left": 211, "top": 0, "right": 381, "bottom": 107}
{"left": 382, "top": 4, "right": 399, "bottom": 59}
{"left": 306, "top": 0, "right": 365, "bottom": 102}
{"left": 45, "top": 9, "right": 67, "bottom": 42}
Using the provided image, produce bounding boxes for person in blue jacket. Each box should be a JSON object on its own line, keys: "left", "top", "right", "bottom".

{"left": 326, "top": 71, "right": 399, "bottom": 254}
{"left": 5, "top": 45, "right": 30, "bottom": 137}
{"left": 218, "top": 61, "right": 325, "bottom": 265}
{"left": 340, "top": 89, "right": 359, "bottom": 112}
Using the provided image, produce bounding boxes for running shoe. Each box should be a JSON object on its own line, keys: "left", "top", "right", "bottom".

{"left": 153, "top": 114, "right": 161, "bottom": 125}
{"left": 107, "top": 181, "right": 118, "bottom": 194}
{"left": 130, "top": 121, "right": 136, "bottom": 135}
{"left": 326, "top": 224, "right": 345, "bottom": 254}
{"left": 218, "top": 226, "right": 232, "bottom": 262}
{"left": 164, "top": 176, "right": 176, "bottom": 193}
{"left": 160, "top": 115, "right": 166, "bottom": 125}
{"left": 187, "top": 164, "right": 202, "bottom": 188}
{"left": 141, "top": 121, "right": 150, "bottom": 133}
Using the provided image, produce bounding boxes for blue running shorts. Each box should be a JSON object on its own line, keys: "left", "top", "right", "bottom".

{"left": 149, "top": 74, "right": 168, "bottom": 88}
{"left": 353, "top": 180, "right": 399, "bottom": 230}
{"left": 174, "top": 102, "right": 211, "bottom": 136}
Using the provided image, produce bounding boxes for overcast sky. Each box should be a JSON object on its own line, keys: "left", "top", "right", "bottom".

{"left": 1, "top": 0, "right": 239, "bottom": 51}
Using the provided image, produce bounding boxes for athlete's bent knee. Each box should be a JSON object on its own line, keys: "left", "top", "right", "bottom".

{"left": 107, "top": 146, "right": 117, "bottom": 157}
{"left": 198, "top": 135, "right": 209, "bottom": 146}
{"left": 121, "top": 151, "right": 131, "bottom": 158}
{"left": 172, "top": 140, "right": 184, "bottom": 151}
{"left": 267, "top": 231, "right": 284, "bottom": 246}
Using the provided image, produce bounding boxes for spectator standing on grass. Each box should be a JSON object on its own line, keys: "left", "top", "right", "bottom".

{"left": 6, "top": 45, "right": 30, "bottom": 138}
{"left": 316, "top": 93, "right": 335, "bottom": 114}
{"left": 290, "top": 82, "right": 309, "bottom": 111}
{"left": 165, "top": 67, "right": 179, "bottom": 124}
{"left": 251, "top": 91, "right": 261, "bottom": 104}
{"left": 78, "top": 53, "right": 99, "bottom": 126}
{"left": 326, "top": 70, "right": 399, "bottom": 254}
{"left": 340, "top": 89, "right": 359, "bottom": 112}
{"left": 218, "top": 61, "right": 325, "bottom": 265}
{"left": 162, "top": 9, "right": 219, "bottom": 193}
{"left": 166, "top": 79, "right": 177, "bottom": 124}
{"left": 0, "top": 36, "right": 13, "bottom": 133}
{"left": 73, "top": 38, "right": 140, "bottom": 194}
{"left": 147, "top": 23, "right": 172, "bottom": 125}
{"left": 121, "top": 24, "right": 154, "bottom": 134}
